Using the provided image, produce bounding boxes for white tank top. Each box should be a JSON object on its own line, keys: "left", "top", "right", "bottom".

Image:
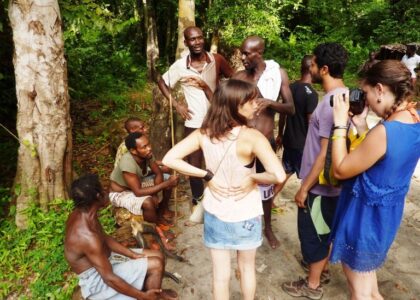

{"left": 201, "top": 126, "right": 263, "bottom": 222}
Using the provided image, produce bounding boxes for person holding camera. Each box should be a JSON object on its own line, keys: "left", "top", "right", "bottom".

{"left": 330, "top": 60, "right": 420, "bottom": 299}
{"left": 282, "top": 43, "right": 348, "bottom": 300}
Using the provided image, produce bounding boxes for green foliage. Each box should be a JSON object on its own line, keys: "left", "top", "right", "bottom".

{"left": 373, "top": 1, "right": 420, "bottom": 44}
{"left": 206, "top": 0, "right": 302, "bottom": 47}
{"left": 204, "top": 0, "right": 419, "bottom": 87}
{"left": 0, "top": 197, "right": 116, "bottom": 299}
{"left": 61, "top": 0, "right": 147, "bottom": 110}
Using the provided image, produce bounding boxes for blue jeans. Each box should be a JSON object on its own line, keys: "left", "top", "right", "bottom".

{"left": 204, "top": 211, "right": 262, "bottom": 250}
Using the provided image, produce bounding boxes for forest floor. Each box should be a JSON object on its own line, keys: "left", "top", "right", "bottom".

{"left": 69, "top": 98, "right": 420, "bottom": 300}
{"left": 158, "top": 158, "right": 420, "bottom": 300}
{"left": 149, "top": 112, "right": 420, "bottom": 300}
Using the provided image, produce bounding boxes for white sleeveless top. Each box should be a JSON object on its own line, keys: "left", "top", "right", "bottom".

{"left": 201, "top": 127, "right": 263, "bottom": 222}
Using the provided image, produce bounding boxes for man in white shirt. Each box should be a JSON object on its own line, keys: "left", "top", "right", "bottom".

{"left": 157, "top": 26, "right": 233, "bottom": 216}
{"left": 402, "top": 44, "right": 420, "bottom": 86}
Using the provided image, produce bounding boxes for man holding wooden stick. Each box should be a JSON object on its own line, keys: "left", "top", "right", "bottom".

{"left": 157, "top": 26, "right": 233, "bottom": 224}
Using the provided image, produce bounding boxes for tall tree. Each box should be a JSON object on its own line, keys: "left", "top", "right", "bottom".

{"left": 142, "top": 0, "right": 159, "bottom": 81}
{"left": 175, "top": 0, "right": 195, "bottom": 58}
{"left": 9, "top": 0, "right": 72, "bottom": 228}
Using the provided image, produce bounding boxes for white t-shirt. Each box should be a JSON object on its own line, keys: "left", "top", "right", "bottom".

{"left": 402, "top": 54, "right": 420, "bottom": 78}
{"left": 163, "top": 53, "right": 217, "bottom": 128}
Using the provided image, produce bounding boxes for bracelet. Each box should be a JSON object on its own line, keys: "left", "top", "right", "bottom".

{"left": 333, "top": 125, "right": 348, "bottom": 130}
{"left": 331, "top": 135, "right": 346, "bottom": 141}
{"left": 203, "top": 169, "right": 214, "bottom": 181}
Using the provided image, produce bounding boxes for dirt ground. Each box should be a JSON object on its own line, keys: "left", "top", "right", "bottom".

{"left": 161, "top": 158, "right": 420, "bottom": 300}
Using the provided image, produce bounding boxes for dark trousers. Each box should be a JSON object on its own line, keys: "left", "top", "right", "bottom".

{"left": 298, "top": 192, "right": 338, "bottom": 264}
{"left": 184, "top": 127, "right": 204, "bottom": 204}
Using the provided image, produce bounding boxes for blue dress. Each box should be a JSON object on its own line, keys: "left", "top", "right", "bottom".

{"left": 329, "top": 121, "right": 420, "bottom": 272}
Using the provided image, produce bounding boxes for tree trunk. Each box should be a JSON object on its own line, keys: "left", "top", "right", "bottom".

{"left": 143, "top": 0, "right": 159, "bottom": 81}
{"left": 210, "top": 30, "right": 219, "bottom": 54}
{"left": 176, "top": 0, "right": 195, "bottom": 59}
{"left": 9, "top": 0, "right": 72, "bottom": 229}
{"left": 164, "top": 16, "right": 172, "bottom": 65}
{"left": 150, "top": 86, "right": 172, "bottom": 161}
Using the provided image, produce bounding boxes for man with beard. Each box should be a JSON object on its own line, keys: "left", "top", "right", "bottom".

{"left": 282, "top": 43, "right": 348, "bottom": 300}
{"left": 109, "top": 133, "right": 179, "bottom": 250}
{"left": 232, "top": 35, "right": 295, "bottom": 249}
{"left": 157, "top": 27, "right": 233, "bottom": 218}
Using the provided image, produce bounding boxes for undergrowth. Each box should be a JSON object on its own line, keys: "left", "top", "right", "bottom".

{"left": 0, "top": 195, "right": 116, "bottom": 299}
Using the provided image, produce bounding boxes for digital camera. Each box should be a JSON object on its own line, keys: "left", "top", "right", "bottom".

{"left": 330, "top": 88, "right": 366, "bottom": 115}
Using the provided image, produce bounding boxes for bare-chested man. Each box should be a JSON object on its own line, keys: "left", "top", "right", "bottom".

{"left": 64, "top": 174, "right": 177, "bottom": 300}
{"left": 157, "top": 26, "right": 233, "bottom": 220}
{"left": 232, "top": 36, "right": 295, "bottom": 249}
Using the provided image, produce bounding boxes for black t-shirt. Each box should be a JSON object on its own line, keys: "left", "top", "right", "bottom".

{"left": 283, "top": 81, "right": 318, "bottom": 149}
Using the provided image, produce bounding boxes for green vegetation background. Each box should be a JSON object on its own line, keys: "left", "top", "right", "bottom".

{"left": 0, "top": 0, "right": 419, "bottom": 298}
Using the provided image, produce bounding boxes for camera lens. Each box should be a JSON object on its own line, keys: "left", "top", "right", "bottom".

{"left": 349, "top": 88, "right": 365, "bottom": 115}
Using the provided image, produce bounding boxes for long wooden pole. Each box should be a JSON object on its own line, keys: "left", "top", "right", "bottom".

{"left": 167, "top": 74, "right": 178, "bottom": 224}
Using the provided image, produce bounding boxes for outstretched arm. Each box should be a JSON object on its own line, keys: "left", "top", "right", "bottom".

{"left": 123, "top": 172, "right": 175, "bottom": 197}
{"left": 104, "top": 235, "right": 146, "bottom": 259}
{"left": 181, "top": 76, "right": 213, "bottom": 101}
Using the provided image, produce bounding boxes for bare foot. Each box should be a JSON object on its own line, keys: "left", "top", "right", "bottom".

{"left": 159, "top": 289, "right": 178, "bottom": 300}
{"left": 156, "top": 226, "right": 177, "bottom": 252}
{"left": 264, "top": 228, "right": 280, "bottom": 249}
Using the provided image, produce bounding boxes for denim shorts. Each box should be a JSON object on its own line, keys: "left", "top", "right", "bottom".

{"left": 204, "top": 211, "right": 262, "bottom": 250}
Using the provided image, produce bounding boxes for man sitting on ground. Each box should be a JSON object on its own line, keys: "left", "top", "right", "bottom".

{"left": 109, "top": 132, "right": 178, "bottom": 248}
{"left": 114, "top": 117, "right": 170, "bottom": 173}
{"left": 64, "top": 174, "right": 177, "bottom": 300}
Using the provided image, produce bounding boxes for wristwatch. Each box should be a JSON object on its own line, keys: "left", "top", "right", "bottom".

{"left": 203, "top": 169, "right": 214, "bottom": 181}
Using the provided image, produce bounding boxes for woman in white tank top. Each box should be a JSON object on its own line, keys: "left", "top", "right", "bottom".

{"left": 163, "top": 79, "right": 285, "bottom": 300}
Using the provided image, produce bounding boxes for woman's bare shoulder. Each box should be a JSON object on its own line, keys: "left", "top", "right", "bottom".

{"left": 240, "top": 127, "right": 265, "bottom": 140}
